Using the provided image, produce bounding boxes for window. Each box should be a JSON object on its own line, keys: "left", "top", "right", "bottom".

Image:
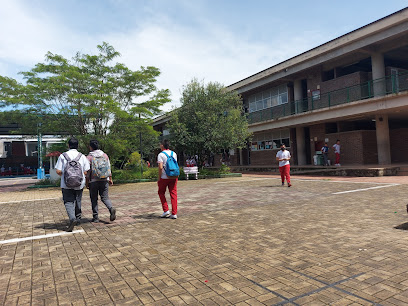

{"left": 251, "top": 129, "right": 290, "bottom": 150}
{"left": 249, "top": 84, "right": 288, "bottom": 113}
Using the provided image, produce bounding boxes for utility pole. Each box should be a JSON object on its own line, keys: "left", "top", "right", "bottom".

{"left": 37, "top": 122, "right": 44, "bottom": 179}
{"left": 139, "top": 113, "right": 143, "bottom": 177}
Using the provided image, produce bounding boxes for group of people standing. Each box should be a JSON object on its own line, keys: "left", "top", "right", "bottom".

{"left": 55, "top": 138, "right": 178, "bottom": 231}
{"left": 321, "top": 140, "right": 341, "bottom": 166}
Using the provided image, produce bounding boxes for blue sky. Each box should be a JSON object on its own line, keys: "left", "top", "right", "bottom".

{"left": 0, "top": 0, "right": 407, "bottom": 111}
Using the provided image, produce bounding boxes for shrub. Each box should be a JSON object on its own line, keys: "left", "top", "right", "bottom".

{"left": 219, "top": 164, "right": 231, "bottom": 174}
{"left": 142, "top": 167, "right": 159, "bottom": 180}
{"left": 35, "top": 178, "right": 60, "bottom": 187}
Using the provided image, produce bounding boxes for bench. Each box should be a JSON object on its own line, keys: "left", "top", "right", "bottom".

{"left": 183, "top": 166, "right": 199, "bottom": 180}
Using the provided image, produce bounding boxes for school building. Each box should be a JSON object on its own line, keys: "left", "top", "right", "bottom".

{"left": 227, "top": 8, "right": 408, "bottom": 166}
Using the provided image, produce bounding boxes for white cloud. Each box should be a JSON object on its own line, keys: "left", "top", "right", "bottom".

{"left": 0, "top": 1, "right": 325, "bottom": 113}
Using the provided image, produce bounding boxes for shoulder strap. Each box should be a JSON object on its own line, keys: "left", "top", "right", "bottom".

{"left": 170, "top": 151, "right": 174, "bottom": 157}
{"left": 62, "top": 152, "right": 71, "bottom": 162}
{"left": 162, "top": 151, "right": 170, "bottom": 158}
{"left": 73, "top": 153, "right": 82, "bottom": 162}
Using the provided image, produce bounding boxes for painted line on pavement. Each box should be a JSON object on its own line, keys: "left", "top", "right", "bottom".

{"left": 0, "top": 197, "right": 61, "bottom": 204}
{"left": 0, "top": 230, "right": 84, "bottom": 245}
{"left": 332, "top": 184, "right": 399, "bottom": 195}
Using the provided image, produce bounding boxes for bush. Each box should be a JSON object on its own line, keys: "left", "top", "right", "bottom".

{"left": 142, "top": 167, "right": 159, "bottom": 180}
{"left": 35, "top": 178, "right": 60, "bottom": 187}
{"left": 219, "top": 164, "right": 231, "bottom": 174}
{"left": 112, "top": 169, "right": 141, "bottom": 181}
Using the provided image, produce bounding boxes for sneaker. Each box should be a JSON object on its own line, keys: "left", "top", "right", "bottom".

{"left": 110, "top": 207, "right": 116, "bottom": 222}
{"left": 91, "top": 218, "right": 99, "bottom": 223}
{"left": 67, "top": 220, "right": 78, "bottom": 232}
{"left": 170, "top": 214, "right": 177, "bottom": 219}
{"left": 288, "top": 184, "right": 292, "bottom": 187}
{"left": 282, "top": 182, "right": 284, "bottom": 186}
{"left": 161, "top": 211, "right": 170, "bottom": 218}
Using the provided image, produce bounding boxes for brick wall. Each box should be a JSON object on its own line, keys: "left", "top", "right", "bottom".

{"left": 308, "top": 124, "right": 377, "bottom": 165}
{"left": 391, "top": 128, "right": 408, "bottom": 163}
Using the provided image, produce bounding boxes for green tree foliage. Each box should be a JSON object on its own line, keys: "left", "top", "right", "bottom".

{"left": 0, "top": 42, "right": 171, "bottom": 164}
{"left": 167, "top": 79, "right": 251, "bottom": 161}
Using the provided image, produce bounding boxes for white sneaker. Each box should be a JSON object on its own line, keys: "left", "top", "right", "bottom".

{"left": 161, "top": 211, "right": 170, "bottom": 218}
{"left": 170, "top": 214, "right": 177, "bottom": 219}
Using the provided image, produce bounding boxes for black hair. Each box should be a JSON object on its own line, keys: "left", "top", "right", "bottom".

{"left": 336, "top": 139, "right": 340, "bottom": 142}
{"left": 161, "top": 139, "right": 170, "bottom": 150}
{"left": 68, "top": 138, "right": 79, "bottom": 149}
{"left": 89, "top": 139, "right": 99, "bottom": 150}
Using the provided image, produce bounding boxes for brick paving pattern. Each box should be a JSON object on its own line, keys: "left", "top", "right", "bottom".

{"left": 1, "top": 175, "right": 408, "bottom": 305}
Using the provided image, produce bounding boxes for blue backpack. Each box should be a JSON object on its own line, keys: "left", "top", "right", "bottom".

{"left": 162, "top": 151, "right": 180, "bottom": 178}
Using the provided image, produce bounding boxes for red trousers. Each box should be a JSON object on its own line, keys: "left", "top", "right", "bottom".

{"left": 335, "top": 153, "right": 340, "bottom": 164}
{"left": 279, "top": 165, "right": 291, "bottom": 184}
{"left": 158, "top": 178, "right": 178, "bottom": 215}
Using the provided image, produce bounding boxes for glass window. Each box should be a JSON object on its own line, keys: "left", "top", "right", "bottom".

{"left": 279, "top": 93, "right": 288, "bottom": 104}
{"left": 270, "top": 87, "right": 278, "bottom": 96}
{"left": 271, "top": 96, "right": 278, "bottom": 107}
{"left": 281, "top": 138, "right": 290, "bottom": 147}
{"left": 272, "top": 140, "right": 281, "bottom": 148}
{"left": 278, "top": 84, "right": 287, "bottom": 94}
{"left": 256, "top": 93, "right": 262, "bottom": 101}
{"left": 256, "top": 101, "right": 263, "bottom": 111}
{"left": 249, "top": 95, "right": 256, "bottom": 103}
{"left": 249, "top": 102, "right": 256, "bottom": 113}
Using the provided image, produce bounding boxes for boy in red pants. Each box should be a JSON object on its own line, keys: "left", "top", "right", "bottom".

{"left": 157, "top": 139, "right": 178, "bottom": 219}
{"left": 276, "top": 144, "right": 292, "bottom": 187}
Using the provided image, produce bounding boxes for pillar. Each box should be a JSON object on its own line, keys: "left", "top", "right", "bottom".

{"left": 294, "top": 79, "right": 302, "bottom": 113}
{"left": 371, "top": 52, "right": 386, "bottom": 97}
{"left": 239, "top": 148, "right": 243, "bottom": 166}
{"left": 375, "top": 114, "right": 391, "bottom": 165}
{"left": 296, "top": 127, "right": 306, "bottom": 165}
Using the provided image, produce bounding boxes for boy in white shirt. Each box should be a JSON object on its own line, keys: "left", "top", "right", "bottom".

{"left": 276, "top": 144, "right": 292, "bottom": 187}
{"left": 333, "top": 140, "right": 341, "bottom": 166}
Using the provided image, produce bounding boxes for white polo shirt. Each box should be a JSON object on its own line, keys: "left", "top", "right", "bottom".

{"left": 276, "top": 150, "right": 291, "bottom": 167}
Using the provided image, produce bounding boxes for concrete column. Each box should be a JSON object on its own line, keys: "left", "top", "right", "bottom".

{"left": 371, "top": 52, "right": 386, "bottom": 97}
{"left": 375, "top": 114, "right": 391, "bottom": 165}
{"left": 296, "top": 127, "right": 306, "bottom": 165}
{"left": 294, "top": 79, "right": 302, "bottom": 113}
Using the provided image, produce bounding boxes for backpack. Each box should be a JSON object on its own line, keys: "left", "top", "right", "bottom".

{"left": 162, "top": 151, "right": 180, "bottom": 178}
{"left": 91, "top": 154, "right": 111, "bottom": 179}
{"left": 62, "top": 152, "right": 83, "bottom": 188}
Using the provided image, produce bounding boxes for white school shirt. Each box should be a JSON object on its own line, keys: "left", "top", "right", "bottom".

{"left": 276, "top": 150, "right": 291, "bottom": 167}
{"left": 333, "top": 144, "right": 341, "bottom": 154}
{"left": 157, "top": 150, "right": 178, "bottom": 179}
{"left": 55, "top": 149, "right": 90, "bottom": 190}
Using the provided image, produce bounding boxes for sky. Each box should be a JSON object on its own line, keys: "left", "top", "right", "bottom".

{"left": 0, "top": 0, "right": 407, "bottom": 112}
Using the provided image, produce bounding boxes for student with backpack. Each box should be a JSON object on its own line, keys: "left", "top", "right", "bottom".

{"left": 85, "top": 140, "right": 116, "bottom": 223}
{"left": 157, "top": 139, "right": 179, "bottom": 219}
{"left": 55, "top": 138, "right": 90, "bottom": 232}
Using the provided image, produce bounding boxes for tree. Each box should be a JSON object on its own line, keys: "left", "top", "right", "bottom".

{"left": 167, "top": 79, "right": 251, "bottom": 163}
{"left": 0, "top": 42, "right": 171, "bottom": 164}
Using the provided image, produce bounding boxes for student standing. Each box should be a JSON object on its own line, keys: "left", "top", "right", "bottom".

{"left": 333, "top": 140, "right": 341, "bottom": 166}
{"left": 157, "top": 139, "right": 178, "bottom": 219}
{"left": 276, "top": 144, "right": 291, "bottom": 187}
{"left": 321, "top": 143, "right": 329, "bottom": 166}
{"left": 55, "top": 138, "right": 90, "bottom": 232}
{"left": 86, "top": 140, "right": 116, "bottom": 223}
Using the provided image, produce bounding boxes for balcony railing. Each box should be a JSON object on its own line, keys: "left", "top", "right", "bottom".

{"left": 248, "top": 71, "right": 408, "bottom": 124}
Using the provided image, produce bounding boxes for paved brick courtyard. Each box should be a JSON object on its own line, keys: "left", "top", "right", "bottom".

{"left": 2, "top": 175, "right": 408, "bottom": 305}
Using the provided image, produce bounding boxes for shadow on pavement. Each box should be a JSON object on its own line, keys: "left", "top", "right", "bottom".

{"left": 394, "top": 222, "right": 408, "bottom": 230}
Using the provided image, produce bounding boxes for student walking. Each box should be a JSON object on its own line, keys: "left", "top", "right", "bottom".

{"left": 276, "top": 144, "right": 291, "bottom": 187}
{"left": 157, "top": 139, "right": 179, "bottom": 219}
{"left": 333, "top": 140, "right": 341, "bottom": 166}
{"left": 86, "top": 140, "right": 116, "bottom": 223}
{"left": 55, "top": 138, "right": 90, "bottom": 232}
{"left": 321, "top": 142, "right": 329, "bottom": 166}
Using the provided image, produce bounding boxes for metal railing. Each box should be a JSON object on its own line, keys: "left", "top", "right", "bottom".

{"left": 248, "top": 71, "right": 408, "bottom": 124}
